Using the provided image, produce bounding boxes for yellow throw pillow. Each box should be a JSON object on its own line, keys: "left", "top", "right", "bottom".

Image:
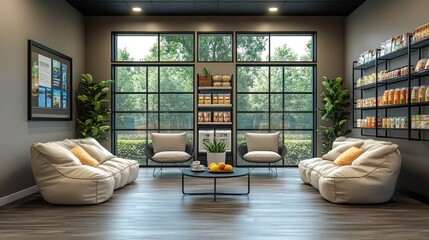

{"left": 70, "top": 145, "right": 99, "bottom": 167}
{"left": 333, "top": 146, "right": 364, "bottom": 166}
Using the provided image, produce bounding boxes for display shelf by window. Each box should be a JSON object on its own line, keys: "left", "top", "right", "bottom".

{"left": 197, "top": 104, "right": 232, "bottom": 108}
{"left": 198, "top": 122, "right": 232, "bottom": 125}
{"left": 198, "top": 86, "right": 232, "bottom": 90}
{"left": 354, "top": 61, "right": 376, "bottom": 70}
{"left": 378, "top": 127, "right": 408, "bottom": 130}
{"left": 354, "top": 106, "right": 376, "bottom": 110}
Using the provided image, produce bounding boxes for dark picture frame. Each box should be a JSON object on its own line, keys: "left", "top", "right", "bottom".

{"left": 28, "top": 40, "right": 72, "bottom": 120}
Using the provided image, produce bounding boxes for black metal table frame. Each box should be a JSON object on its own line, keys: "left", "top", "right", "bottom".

{"left": 181, "top": 171, "right": 250, "bottom": 202}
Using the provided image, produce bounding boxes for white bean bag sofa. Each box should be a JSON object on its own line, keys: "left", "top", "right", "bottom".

{"left": 30, "top": 138, "right": 139, "bottom": 205}
{"left": 299, "top": 137, "right": 401, "bottom": 204}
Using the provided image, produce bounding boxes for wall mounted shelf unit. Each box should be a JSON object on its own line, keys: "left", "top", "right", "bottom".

{"left": 352, "top": 35, "right": 429, "bottom": 141}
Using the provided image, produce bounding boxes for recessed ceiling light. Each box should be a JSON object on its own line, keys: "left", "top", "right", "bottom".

{"left": 132, "top": 7, "right": 142, "bottom": 12}
{"left": 268, "top": 7, "right": 278, "bottom": 12}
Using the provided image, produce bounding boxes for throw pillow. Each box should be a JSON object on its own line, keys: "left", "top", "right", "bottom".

{"left": 151, "top": 132, "right": 187, "bottom": 153}
{"left": 333, "top": 147, "right": 364, "bottom": 166}
{"left": 245, "top": 132, "right": 279, "bottom": 152}
{"left": 70, "top": 145, "right": 100, "bottom": 167}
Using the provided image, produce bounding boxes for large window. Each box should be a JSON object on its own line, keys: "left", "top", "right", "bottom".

{"left": 112, "top": 32, "right": 316, "bottom": 167}
{"left": 236, "top": 32, "right": 316, "bottom": 166}
{"left": 112, "top": 32, "right": 194, "bottom": 166}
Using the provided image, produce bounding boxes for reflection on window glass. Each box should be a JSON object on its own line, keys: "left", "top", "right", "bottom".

{"left": 160, "top": 94, "right": 193, "bottom": 111}
{"left": 270, "top": 35, "right": 313, "bottom": 61}
{"left": 160, "top": 34, "right": 194, "bottom": 61}
{"left": 236, "top": 34, "right": 269, "bottom": 62}
{"left": 115, "top": 94, "right": 146, "bottom": 111}
{"left": 160, "top": 66, "right": 193, "bottom": 92}
{"left": 159, "top": 113, "right": 193, "bottom": 129}
{"left": 237, "top": 66, "right": 269, "bottom": 92}
{"left": 237, "top": 113, "right": 269, "bottom": 130}
{"left": 116, "top": 35, "right": 158, "bottom": 61}
{"left": 284, "top": 67, "right": 313, "bottom": 92}
{"left": 284, "top": 94, "right": 313, "bottom": 111}
{"left": 115, "top": 113, "right": 146, "bottom": 129}
{"left": 237, "top": 94, "right": 269, "bottom": 111}
{"left": 284, "top": 113, "right": 313, "bottom": 129}
{"left": 115, "top": 66, "right": 147, "bottom": 92}
{"left": 198, "top": 34, "right": 233, "bottom": 61}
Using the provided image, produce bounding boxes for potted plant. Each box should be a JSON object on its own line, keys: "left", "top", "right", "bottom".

{"left": 77, "top": 73, "right": 113, "bottom": 142}
{"left": 204, "top": 138, "right": 226, "bottom": 166}
{"left": 198, "top": 67, "right": 212, "bottom": 86}
{"left": 318, "top": 76, "right": 351, "bottom": 154}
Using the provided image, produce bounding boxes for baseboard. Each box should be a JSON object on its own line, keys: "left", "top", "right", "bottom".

{"left": 0, "top": 186, "right": 39, "bottom": 206}
{"left": 397, "top": 188, "right": 429, "bottom": 205}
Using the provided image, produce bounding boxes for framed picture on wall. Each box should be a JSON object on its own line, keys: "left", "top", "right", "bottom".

{"left": 28, "top": 40, "right": 72, "bottom": 120}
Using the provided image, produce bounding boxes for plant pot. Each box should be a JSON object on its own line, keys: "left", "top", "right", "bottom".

{"left": 199, "top": 75, "right": 212, "bottom": 86}
{"left": 207, "top": 152, "right": 226, "bottom": 166}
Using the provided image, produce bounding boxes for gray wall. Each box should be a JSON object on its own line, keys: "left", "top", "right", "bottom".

{"left": 85, "top": 16, "right": 346, "bottom": 156}
{"left": 0, "top": 0, "right": 84, "bottom": 199}
{"left": 345, "top": 0, "right": 429, "bottom": 198}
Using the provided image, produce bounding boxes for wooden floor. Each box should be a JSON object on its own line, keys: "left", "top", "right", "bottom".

{"left": 1, "top": 168, "right": 428, "bottom": 240}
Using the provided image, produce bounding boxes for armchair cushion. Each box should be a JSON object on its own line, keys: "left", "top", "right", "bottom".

{"left": 70, "top": 145, "right": 99, "bottom": 167}
{"left": 243, "top": 151, "right": 281, "bottom": 163}
{"left": 151, "top": 132, "right": 187, "bottom": 153}
{"left": 152, "top": 151, "right": 191, "bottom": 163}
{"left": 245, "top": 132, "right": 280, "bottom": 152}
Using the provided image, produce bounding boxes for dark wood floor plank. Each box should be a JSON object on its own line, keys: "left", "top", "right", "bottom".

{"left": 0, "top": 168, "right": 428, "bottom": 239}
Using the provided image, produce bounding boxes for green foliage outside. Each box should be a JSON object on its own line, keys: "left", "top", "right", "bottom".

{"left": 198, "top": 34, "right": 232, "bottom": 61}
{"left": 77, "top": 74, "right": 113, "bottom": 141}
{"left": 318, "top": 76, "right": 351, "bottom": 154}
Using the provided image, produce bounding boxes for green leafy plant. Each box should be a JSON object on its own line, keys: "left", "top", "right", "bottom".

{"left": 318, "top": 76, "right": 351, "bottom": 154}
{"left": 202, "top": 67, "right": 211, "bottom": 77}
{"left": 203, "top": 138, "right": 226, "bottom": 153}
{"left": 77, "top": 73, "right": 113, "bottom": 141}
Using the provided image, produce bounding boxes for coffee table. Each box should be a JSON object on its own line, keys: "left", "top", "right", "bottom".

{"left": 182, "top": 168, "right": 250, "bottom": 201}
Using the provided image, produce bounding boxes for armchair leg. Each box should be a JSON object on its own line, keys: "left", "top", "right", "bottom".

{"left": 268, "top": 163, "right": 278, "bottom": 177}
{"left": 153, "top": 163, "right": 163, "bottom": 177}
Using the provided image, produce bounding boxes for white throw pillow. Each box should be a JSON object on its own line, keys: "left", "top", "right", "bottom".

{"left": 246, "top": 132, "right": 279, "bottom": 152}
{"left": 33, "top": 142, "right": 82, "bottom": 166}
{"left": 151, "top": 132, "right": 187, "bottom": 153}
{"left": 152, "top": 151, "right": 191, "bottom": 163}
{"left": 243, "top": 151, "right": 281, "bottom": 163}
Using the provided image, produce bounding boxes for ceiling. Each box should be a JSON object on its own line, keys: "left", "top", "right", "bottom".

{"left": 65, "top": 0, "right": 366, "bottom": 16}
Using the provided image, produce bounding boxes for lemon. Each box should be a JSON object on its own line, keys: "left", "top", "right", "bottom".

{"left": 218, "top": 162, "right": 225, "bottom": 170}
{"left": 224, "top": 164, "right": 233, "bottom": 171}
{"left": 208, "top": 162, "right": 216, "bottom": 168}
{"left": 209, "top": 165, "right": 219, "bottom": 172}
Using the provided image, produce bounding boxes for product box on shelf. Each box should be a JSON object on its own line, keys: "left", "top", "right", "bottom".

{"left": 215, "top": 130, "right": 232, "bottom": 151}
{"left": 199, "top": 130, "right": 214, "bottom": 151}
